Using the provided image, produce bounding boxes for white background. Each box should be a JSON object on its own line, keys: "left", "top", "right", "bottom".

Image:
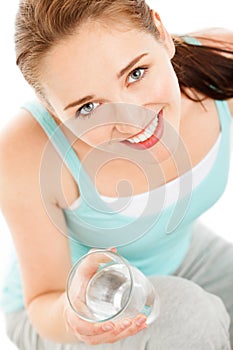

{"left": 0, "top": 1, "right": 232, "bottom": 348}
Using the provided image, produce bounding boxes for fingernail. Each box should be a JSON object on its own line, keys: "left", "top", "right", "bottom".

{"left": 120, "top": 319, "right": 131, "bottom": 329}
{"left": 109, "top": 247, "right": 117, "bottom": 252}
{"left": 102, "top": 324, "right": 114, "bottom": 331}
{"left": 136, "top": 317, "right": 146, "bottom": 326}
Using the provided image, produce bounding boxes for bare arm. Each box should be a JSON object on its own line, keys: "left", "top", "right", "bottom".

{"left": 0, "top": 109, "right": 77, "bottom": 342}
{"left": 0, "top": 109, "right": 147, "bottom": 345}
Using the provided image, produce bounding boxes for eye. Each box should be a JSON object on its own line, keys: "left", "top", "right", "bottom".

{"left": 76, "top": 102, "right": 100, "bottom": 118}
{"left": 127, "top": 67, "right": 146, "bottom": 84}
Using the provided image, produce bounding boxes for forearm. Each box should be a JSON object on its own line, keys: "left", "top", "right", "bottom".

{"left": 27, "top": 291, "right": 79, "bottom": 344}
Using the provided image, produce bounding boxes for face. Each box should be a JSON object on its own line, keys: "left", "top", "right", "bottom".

{"left": 40, "top": 15, "right": 181, "bottom": 163}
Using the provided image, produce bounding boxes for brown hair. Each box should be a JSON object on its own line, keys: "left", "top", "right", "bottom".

{"left": 15, "top": 0, "right": 233, "bottom": 102}
{"left": 172, "top": 36, "right": 233, "bottom": 100}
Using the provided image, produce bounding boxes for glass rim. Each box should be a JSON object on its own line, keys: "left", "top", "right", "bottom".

{"left": 66, "top": 249, "right": 134, "bottom": 323}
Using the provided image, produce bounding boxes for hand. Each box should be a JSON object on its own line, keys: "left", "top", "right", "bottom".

{"left": 63, "top": 248, "right": 148, "bottom": 345}
{"left": 64, "top": 302, "right": 148, "bottom": 345}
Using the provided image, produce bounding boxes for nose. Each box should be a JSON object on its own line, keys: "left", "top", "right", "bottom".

{"left": 110, "top": 103, "right": 142, "bottom": 138}
{"left": 112, "top": 123, "right": 139, "bottom": 139}
{"left": 112, "top": 102, "right": 155, "bottom": 137}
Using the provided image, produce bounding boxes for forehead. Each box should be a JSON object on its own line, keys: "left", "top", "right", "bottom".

{"left": 40, "top": 22, "right": 160, "bottom": 106}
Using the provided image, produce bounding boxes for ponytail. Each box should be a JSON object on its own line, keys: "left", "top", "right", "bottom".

{"left": 172, "top": 36, "right": 233, "bottom": 100}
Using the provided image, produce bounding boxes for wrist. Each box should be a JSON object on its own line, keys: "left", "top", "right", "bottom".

{"left": 27, "top": 290, "right": 79, "bottom": 344}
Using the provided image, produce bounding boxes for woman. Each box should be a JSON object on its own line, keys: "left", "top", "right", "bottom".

{"left": 0, "top": 0, "right": 233, "bottom": 349}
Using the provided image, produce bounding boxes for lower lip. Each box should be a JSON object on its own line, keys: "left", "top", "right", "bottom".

{"left": 121, "top": 110, "right": 164, "bottom": 150}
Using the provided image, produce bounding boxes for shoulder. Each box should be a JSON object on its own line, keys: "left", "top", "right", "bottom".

{"left": 0, "top": 108, "right": 60, "bottom": 206}
{"left": 186, "top": 27, "right": 233, "bottom": 51}
{"left": 0, "top": 107, "right": 51, "bottom": 174}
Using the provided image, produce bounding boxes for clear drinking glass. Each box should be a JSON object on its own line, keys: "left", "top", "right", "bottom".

{"left": 66, "top": 249, "right": 160, "bottom": 325}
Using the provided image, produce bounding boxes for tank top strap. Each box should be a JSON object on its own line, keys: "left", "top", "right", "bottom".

{"left": 22, "top": 99, "right": 83, "bottom": 185}
{"left": 215, "top": 100, "right": 232, "bottom": 129}
{"left": 23, "top": 99, "right": 115, "bottom": 209}
{"left": 181, "top": 35, "right": 202, "bottom": 46}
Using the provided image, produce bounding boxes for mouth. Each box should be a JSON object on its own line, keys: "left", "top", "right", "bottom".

{"left": 121, "top": 109, "right": 164, "bottom": 150}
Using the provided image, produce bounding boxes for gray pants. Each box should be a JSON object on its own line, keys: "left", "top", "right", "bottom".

{"left": 4, "top": 222, "right": 233, "bottom": 349}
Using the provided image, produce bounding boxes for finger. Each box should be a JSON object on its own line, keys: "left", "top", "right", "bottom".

{"left": 80, "top": 250, "right": 114, "bottom": 274}
{"left": 101, "top": 315, "right": 148, "bottom": 343}
{"left": 107, "top": 247, "right": 117, "bottom": 253}
{"left": 115, "top": 314, "right": 147, "bottom": 333}
{"left": 74, "top": 322, "right": 116, "bottom": 338}
{"left": 69, "top": 250, "right": 114, "bottom": 302}
{"left": 67, "top": 310, "right": 116, "bottom": 337}
{"left": 71, "top": 249, "right": 113, "bottom": 288}
{"left": 78, "top": 316, "right": 147, "bottom": 345}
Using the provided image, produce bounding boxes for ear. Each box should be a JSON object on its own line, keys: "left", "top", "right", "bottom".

{"left": 150, "top": 10, "right": 175, "bottom": 59}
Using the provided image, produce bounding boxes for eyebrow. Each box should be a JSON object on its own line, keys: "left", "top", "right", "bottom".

{"left": 117, "top": 53, "right": 149, "bottom": 79}
{"left": 64, "top": 53, "right": 149, "bottom": 111}
{"left": 64, "top": 95, "right": 96, "bottom": 111}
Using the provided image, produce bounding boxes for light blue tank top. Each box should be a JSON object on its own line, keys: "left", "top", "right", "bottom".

{"left": 23, "top": 98, "right": 232, "bottom": 263}
{"left": 0, "top": 98, "right": 231, "bottom": 313}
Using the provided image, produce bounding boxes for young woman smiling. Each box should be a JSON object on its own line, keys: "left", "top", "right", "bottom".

{"left": 0, "top": 1, "right": 233, "bottom": 349}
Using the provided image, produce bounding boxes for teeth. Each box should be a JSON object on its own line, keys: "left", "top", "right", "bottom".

{"left": 138, "top": 134, "right": 148, "bottom": 142}
{"left": 126, "top": 116, "right": 159, "bottom": 144}
{"left": 127, "top": 137, "right": 140, "bottom": 143}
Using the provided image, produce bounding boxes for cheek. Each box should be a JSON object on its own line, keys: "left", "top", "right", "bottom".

{"left": 168, "top": 69, "right": 181, "bottom": 104}
{"left": 166, "top": 63, "right": 181, "bottom": 109}
{"left": 145, "top": 62, "right": 180, "bottom": 105}
{"left": 161, "top": 68, "right": 180, "bottom": 103}
{"left": 80, "top": 126, "right": 112, "bottom": 146}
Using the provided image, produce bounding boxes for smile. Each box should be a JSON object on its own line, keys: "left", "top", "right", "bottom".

{"left": 121, "top": 109, "right": 164, "bottom": 150}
